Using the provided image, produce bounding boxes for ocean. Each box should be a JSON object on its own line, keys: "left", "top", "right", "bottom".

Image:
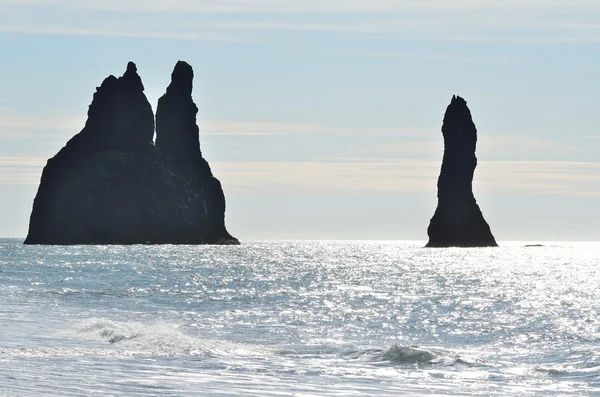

{"left": 1, "top": 239, "right": 599, "bottom": 396}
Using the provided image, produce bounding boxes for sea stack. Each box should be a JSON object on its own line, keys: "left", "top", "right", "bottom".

{"left": 24, "top": 61, "right": 238, "bottom": 245}
{"left": 426, "top": 95, "right": 497, "bottom": 247}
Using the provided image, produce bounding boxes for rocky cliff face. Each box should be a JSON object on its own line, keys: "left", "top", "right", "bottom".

{"left": 24, "top": 62, "right": 238, "bottom": 245}
{"left": 426, "top": 95, "right": 497, "bottom": 247}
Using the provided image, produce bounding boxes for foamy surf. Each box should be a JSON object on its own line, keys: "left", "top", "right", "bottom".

{"left": 0, "top": 346, "right": 134, "bottom": 359}
{"left": 70, "top": 318, "right": 270, "bottom": 358}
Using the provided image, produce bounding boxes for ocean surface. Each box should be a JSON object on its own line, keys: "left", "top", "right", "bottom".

{"left": 1, "top": 239, "right": 600, "bottom": 396}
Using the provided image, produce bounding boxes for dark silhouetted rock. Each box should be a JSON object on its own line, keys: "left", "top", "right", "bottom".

{"left": 24, "top": 61, "right": 238, "bottom": 245}
{"left": 156, "top": 61, "right": 236, "bottom": 244}
{"left": 426, "top": 95, "right": 497, "bottom": 247}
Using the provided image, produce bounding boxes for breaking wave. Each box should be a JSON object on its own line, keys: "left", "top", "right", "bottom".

{"left": 343, "top": 344, "right": 481, "bottom": 367}
{"left": 70, "top": 318, "right": 268, "bottom": 358}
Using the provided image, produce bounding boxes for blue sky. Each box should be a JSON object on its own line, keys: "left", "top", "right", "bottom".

{"left": 2, "top": 0, "right": 600, "bottom": 241}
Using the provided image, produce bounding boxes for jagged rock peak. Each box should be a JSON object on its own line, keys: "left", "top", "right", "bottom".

{"left": 167, "top": 60, "right": 194, "bottom": 96}
{"left": 449, "top": 94, "right": 466, "bottom": 108}
{"left": 126, "top": 61, "right": 137, "bottom": 73}
{"left": 443, "top": 95, "right": 476, "bottom": 139}
{"left": 121, "top": 61, "right": 145, "bottom": 92}
{"left": 81, "top": 61, "right": 154, "bottom": 145}
{"left": 92, "top": 62, "right": 144, "bottom": 99}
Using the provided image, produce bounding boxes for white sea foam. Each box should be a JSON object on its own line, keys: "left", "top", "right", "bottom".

{"left": 0, "top": 346, "right": 130, "bottom": 359}
{"left": 70, "top": 318, "right": 269, "bottom": 358}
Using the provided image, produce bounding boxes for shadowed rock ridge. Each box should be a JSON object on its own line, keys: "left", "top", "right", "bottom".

{"left": 426, "top": 95, "right": 497, "bottom": 247}
{"left": 24, "top": 61, "right": 238, "bottom": 245}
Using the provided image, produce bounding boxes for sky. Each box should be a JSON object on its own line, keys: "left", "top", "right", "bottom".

{"left": 2, "top": 0, "right": 600, "bottom": 241}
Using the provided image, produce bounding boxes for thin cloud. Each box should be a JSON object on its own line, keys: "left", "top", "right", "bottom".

{"left": 1, "top": 100, "right": 430, "bottom": 144}
{"left": 202, "top": 122, "right": 429, "bottom": 137}
{"left": 3, "top": 1, "right": 600, "bottom": 43}
{"left": 0, "top": 112, "right": 429, "bottom": 138}
{"left": 202, "top": 122, "right": 317, "bottom": 136}
{"left": 0, "top": 24, "right": 252, "bottom": 43}
{"left": 5, "top": 1, "right": 600, "bottom": 14}
{"left": 0, "top": 156, "right": 46, "bottom": 185}
{"left": 353, "top": 51, "right": 510, "bottom": 62}
{"left": 478, "top": 134, "right": 581, "bottom": 157}
{"left": 359, "top": 134, "right": 580, "bottom": 158}
{"left": 0, "top": 108, "right": 85, "bottom": 138}
{"left": 210, "top": 160, "right": 600, "bottom": 196}
{"left": 5, "top": 156, "right": 600, "bottom": 197}
{"left": 0, "top": 157, "right": 47, "bottom": 166}
{"left": 0, "top": 173, "right": 40, "bottom": 184}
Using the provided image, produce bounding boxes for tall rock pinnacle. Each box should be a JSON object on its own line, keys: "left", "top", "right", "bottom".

{"left": 155, "top": 61, "right": 205, "bottom": 176}
{"left": 426, "top": 95, "right": 497, "bottom": 247}
{"left": 24, "top": 61, "right": 238, "bottom": 245}
{"left": 156, "top": 61, "right": 235, "bottom": 243}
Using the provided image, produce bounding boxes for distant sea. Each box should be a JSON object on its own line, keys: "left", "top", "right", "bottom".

{"left": 1, "top": 238, "right": 599, "bottom": 396}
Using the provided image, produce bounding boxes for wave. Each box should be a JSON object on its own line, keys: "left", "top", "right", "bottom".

{"left": 377, "top": 345, "right": 437, "bottom": 364}
{"left": 535, "top": 361, "right": 600, "bottom": 379}
{"left": 68, "top": 320, "right": 484, "bottom": 371}
{"left": 69, "top": 318, "right": 268, "bottom": 358}
{"left": 343, "top": 344, "right": 481, "bottom": 367}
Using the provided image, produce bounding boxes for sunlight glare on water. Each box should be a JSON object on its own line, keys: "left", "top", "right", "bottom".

{"left": 1, "top": 239, "right": 599, "bottom": 396}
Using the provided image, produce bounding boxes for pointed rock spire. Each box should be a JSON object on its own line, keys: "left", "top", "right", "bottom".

{"left": 426, "top": 95, "right": 497, "bottom": 247}
{"left": 168, "top": 60, "right": 194, "bottom": 96}
{"left": 121, "top": 61, "right": 146, "bottom": 92}
{"left": 155, "top": 61, "right": 236, "bottom": 243}
{"left": 155, "top": 60, "right": 203, "bottom": 171}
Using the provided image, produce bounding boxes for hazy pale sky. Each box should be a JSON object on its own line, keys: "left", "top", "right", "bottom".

{"left": 2, "top": 0, "right": 600, "bottom": 241}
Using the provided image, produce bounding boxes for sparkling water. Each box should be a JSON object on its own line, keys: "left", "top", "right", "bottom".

{"left": 1, "top": 239, "right": 599, "bottom": 396}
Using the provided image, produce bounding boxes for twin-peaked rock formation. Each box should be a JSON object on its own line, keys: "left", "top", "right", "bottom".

{"left": 25, "top": 62, "right": 238, "bottom": 245}
{"left": 426, "top": 95, "right": 497, "bottom": 247}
